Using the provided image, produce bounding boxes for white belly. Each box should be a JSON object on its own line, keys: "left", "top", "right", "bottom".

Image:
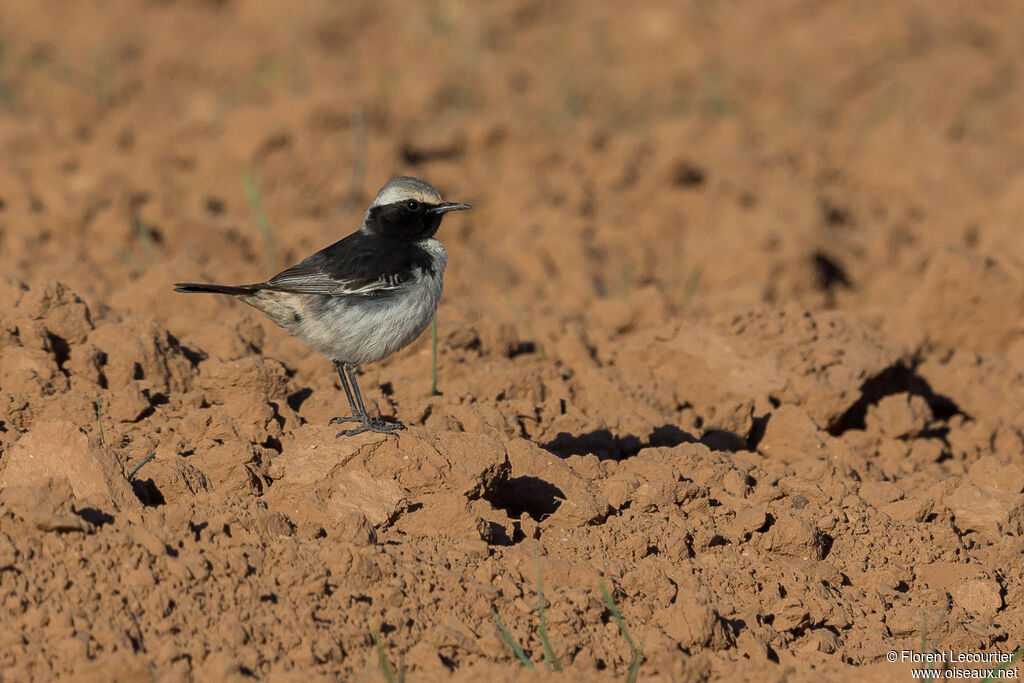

{"left": 289, "top": 238, "right": 446, "bottom": 365}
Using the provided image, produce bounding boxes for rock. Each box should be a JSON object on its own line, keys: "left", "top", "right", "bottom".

{"left": 759, "top": 511, "right": 827, "bottom": 559}
{"left": 396, "top": 494, "right": 497, "bottom": 542}
{"left": 87, "top": 320, "right": 196, "bottom": 392}
{"left": 264, "top": 426, "right": 510, "bottom": 533}
{"left": 0, "top": 532, "right": 16, "bottom": 567}
{"left": 802, "top": 627, "right": 839, "bottom": 654}
{"left": 196, "top": 357, "right": 290, "bottom": 403}
{"left": 600, "top": 471, "right": 644, "bottom": 510}
{"left": 966, "top": 456, "right": 1024, "bottom": 494}
{"left": 865, "top": 393, "right": 931, "bottom": 439}
{"left": 945, "top": 483, "right": 1024, "bottom": 539}
{"left": 0, "top": 420, "right": 137, "bottom": 512}
{"left": 770, "top": 598, "right": 811, "bottom": 631}
{"left": 503, "top": 438, "right": 611, "bottom": 528}
{"left": 943, "top": 458, "right": 1024, "bottom": 540}
{"left": 373, "top": 430, "right": 511, "bottom": 500}
{"left": 730, "top": 505, "right": 769, "bottom": 542}
{"left": 951, "top": 578, "right": 1003, "bottom": 617}
{"left": 906, "top": 249, "right": 1024, "bottom": 354}
{"left": 107, "top": 383, "right": 151, "bottom": 423}
{"left": 326, "top": 469, "right": 406, "bottom": 528}
{"left": 885, "top": 605, "right": 925, "bottom": 637}
{"left": 882, "top": 494, "right": 935, "bottom": 524}
{"left": 858, "top": 480, "right": 904, "bottom": 508}
{"left": 189, "top": 442, "right": 262, "bottom": 496}
{"left": 653, "top": 572, "right": 730, "bottom": 650}
{"left": 0, "top": 478, "right": 92, "bottom": 533}
{"left": 918, "top": 352, "right": 1024, "bottom": 429}
{"left": 0, "top": 346, "right": 64, "bottom": 400}
{"left": 623, "top": 452, "right": 686, "bottom": 510}
{"left": 139, "top": 452, "right": 214, "bottom": 502}
{"left": 0, "top": 277, "right": 28, "bottom": 311}
{"left": 125, "top": 526, "right": 169, "bottom": 558}
{"left": 599, "top": 449, "right": 691, "bottom": 512}
{"left": 918, "top": 562, "right": 1003, "bottom": 617}
{"left": 43, "top": 300, "right": 93, "bottom": 346}
{"left": 65, "top": 342, "right": 105, "bottom": 385}
{"left": 758, "top": 405, "right": 828, "bottom": 464}
{"left": 325, "top": 508, "right": 377, "bottom": 546}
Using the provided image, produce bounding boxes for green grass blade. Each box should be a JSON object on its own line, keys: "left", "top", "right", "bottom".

{"left": 128, "top": 453, "right": 156, "bottom": 481}
{"left": 536, "top": 557, "right": 562, "bottom": 672}
{"left": 681, "top": 262, "right": 705, "bottom": 309}
{"left": 626, "top": 648, "right": 643, "bottom": 683}
{"left": 492, "top": 608, "right": 533, "bottom": 669}
{"left": 501, "top": 295, "right": 546, "bottom": 360}
{"left": 601, "top": 584, "right": 643, "bottom": 683}
{"left": 430, "top": 316, "right": 440, "bottom": 396}
{"left": 244, "top": 168, "right": 278, "bottom": 272}
{"left": 132, "top": 218, "right": 157, "bottom": 265}
{"left": 371, "top": 628, "right": 393, "bottom": 683}
{"left": 221, "top": 57, "right": 286, "bottom": 110}
{"left": 339, "top": 109, "right": 368, "bottom": 214}
{"left": 921, "top": 614, "right": 936, "bottom": 683}
{"left": 619, "top": 263, "right": 634, "bottom": 296}
{"left": 982, "top": 647, "right": 1023, "bottom": 682}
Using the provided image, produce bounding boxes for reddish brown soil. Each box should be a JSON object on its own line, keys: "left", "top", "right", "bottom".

{"left": 2, "top": 1, "right": 1024, "bottom": 680}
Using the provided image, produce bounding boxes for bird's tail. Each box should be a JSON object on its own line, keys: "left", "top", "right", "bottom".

{"left": 174, "top": 282, "right": 259, "bottom": 295}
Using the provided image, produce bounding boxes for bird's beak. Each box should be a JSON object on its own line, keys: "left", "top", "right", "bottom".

{"left": 428, "top": 202, "right": 471, "bottom": 214}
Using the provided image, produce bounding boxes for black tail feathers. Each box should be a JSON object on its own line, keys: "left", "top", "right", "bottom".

{"left": 174, "top": 282, "right": 258, "bottom": 295}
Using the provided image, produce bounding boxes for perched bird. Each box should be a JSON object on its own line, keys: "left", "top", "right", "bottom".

{"left": 175, "top": 176, "right": 470, "bottom": 436}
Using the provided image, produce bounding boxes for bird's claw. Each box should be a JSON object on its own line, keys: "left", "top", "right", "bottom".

{"left": 329, "top": 415, "right": 362, "bottom": 425}
{"left": 335, "top": 417, "right": 405, "bottom": 438}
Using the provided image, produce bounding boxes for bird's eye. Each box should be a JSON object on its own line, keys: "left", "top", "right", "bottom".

{"left": 405, "top": 200, "right": 421, "bottom": 212}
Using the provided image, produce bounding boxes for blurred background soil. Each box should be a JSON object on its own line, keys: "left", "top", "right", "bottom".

{"left": 1, "top": 0, "right": 1023, "bottom": 680}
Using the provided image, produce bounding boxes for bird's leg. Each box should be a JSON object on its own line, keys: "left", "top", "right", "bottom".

{"left": 336, "top": 363, "right": 406, "bottom": 437}
{"left": 329, "top": 360, "right": 363, "bottom": 426}
{"left": 346, "top": 364, "right": 371, "bottom": 418}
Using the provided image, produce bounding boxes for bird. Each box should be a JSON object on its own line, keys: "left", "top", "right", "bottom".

{"left": 175, "top": 176, "right": 470, "bottom": 436}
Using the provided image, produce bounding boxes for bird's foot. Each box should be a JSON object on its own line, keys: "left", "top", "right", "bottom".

{"left": 329, "top": 415, "right": 362, "bottom": 425}
{"left": 336, "top": 417, "right": 406, "bottom": 438}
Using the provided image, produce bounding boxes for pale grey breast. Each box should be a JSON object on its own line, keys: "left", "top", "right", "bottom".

{"left": 244, "top": 238, "right": 447, "bottom": 365}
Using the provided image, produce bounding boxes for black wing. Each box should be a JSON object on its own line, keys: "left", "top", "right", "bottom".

{"left": 263, "top": 231, "right": 432, "bottom": 297}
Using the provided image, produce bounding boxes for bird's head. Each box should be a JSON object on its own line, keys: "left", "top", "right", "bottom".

{"left": 363, "top": 176, "right": 470, "bottom": 241}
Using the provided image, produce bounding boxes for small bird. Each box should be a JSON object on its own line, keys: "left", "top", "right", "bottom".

{"left": 175, "top": 176, "right": 470, "bottom": 436}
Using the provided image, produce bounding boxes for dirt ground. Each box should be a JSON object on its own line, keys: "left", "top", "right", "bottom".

{"left": 1, "top": 0, "right": 1023, "bottom": 680}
